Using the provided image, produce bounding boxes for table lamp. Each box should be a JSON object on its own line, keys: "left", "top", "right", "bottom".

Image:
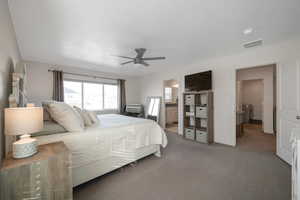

{"left": 5, "top": 107, "right": 43, "bottom": 159}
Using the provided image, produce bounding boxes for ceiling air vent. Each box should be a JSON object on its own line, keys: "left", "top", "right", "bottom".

{"left": 243, "top": 39, "right": 263, "bottom": 48}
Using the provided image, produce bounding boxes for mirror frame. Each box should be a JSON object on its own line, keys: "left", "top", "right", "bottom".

{"left": 145, "top": 96, "right": 162, "bottom": 123}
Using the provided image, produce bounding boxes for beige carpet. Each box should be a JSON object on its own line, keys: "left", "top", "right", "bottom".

{"left": 165, "top": 125, "right": 178, "bottom": 133}
{"left": 237, "top": 124, "right": 276, "bottom": 152}
{"left": 73, "top": 129, "right": 290, "bottom": 200}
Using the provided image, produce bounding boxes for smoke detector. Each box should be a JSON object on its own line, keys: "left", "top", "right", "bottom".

{"left": 243, "top": 39, "right": 263, "bottom": 48}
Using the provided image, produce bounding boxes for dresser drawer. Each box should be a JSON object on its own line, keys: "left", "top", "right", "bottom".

{"left": 196, "top": 106, "right": 207, "bottom": 118}
{"left": 196, "top": 130, "right": 208, "bottom": 143}
{"left": 185, "top": 95, "right": 195, "bottom": 105}
{"left": 185, "top": 128, "right": 195, "bottom": 140}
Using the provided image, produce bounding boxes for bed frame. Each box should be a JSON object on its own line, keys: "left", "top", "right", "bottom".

{"left": 73, "top": 144, "right": 160, "bottom": 186}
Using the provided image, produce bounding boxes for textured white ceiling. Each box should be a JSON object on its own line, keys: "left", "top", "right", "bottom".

{"left": 9, "top": 0, "right": 300, "bottom": 76}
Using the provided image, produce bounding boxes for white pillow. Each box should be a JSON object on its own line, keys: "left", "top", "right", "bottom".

{"left": 87, "top": 111, "right": 99, "bottom": 124}
{"left": 73, "top": 106, "right": 93, "bottom": 127}
{"left": 82, "top": 110, "right": 93, "bottom": 126}
{"left": 47, "top": 102, "right": 84, "bottom": 132}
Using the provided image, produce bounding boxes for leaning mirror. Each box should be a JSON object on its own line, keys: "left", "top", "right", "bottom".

{"left": 9, "top": 62, "right": 27, "bottom": 108}
{"left": 146, "top": 96, "right": 161, "bottom": 123}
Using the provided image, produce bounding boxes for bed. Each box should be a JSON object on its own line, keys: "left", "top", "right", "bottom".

{"left": 35, "top": 114, "right": 168, "bottom": 186}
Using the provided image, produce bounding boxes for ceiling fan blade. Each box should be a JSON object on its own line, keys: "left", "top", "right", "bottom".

{"left": 116, "top": 55, "right": 134, "bottom": 59}
{"left": 135, "top": 48, "right": 146, "bottom": 58}
{"left": 121, "top": 61, "right": 134, "bottom": 65}
{"left": 142, "top": 57, "right": 166, "bottom": 60}
{"left": 141, "top": 61, "right": 149, "bottom": 67}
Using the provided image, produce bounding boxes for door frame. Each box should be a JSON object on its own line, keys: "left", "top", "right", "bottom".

{"left": 234, "top": 63, "right": 278, "bottom": 150}
{"left": 275, "top": 60, "right": 300, "bottom": 164}
{"left": 162, "top": 79, "right": 180, "bottom": 133}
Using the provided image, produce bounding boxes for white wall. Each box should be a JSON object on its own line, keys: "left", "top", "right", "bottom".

{"left": 237, "top": 65, "right": 274, "bottom": 133}
{"left": 138, "top": 37, "right": 300, "bottom": 146}
{"left": 0, "top": 0, "right": 21, "bottom": 164}
{"left": 25, "top": 61, "right": 141, "bottom": 111}
{"left": 241, "top": 79, "right": 264, "bottom": 121}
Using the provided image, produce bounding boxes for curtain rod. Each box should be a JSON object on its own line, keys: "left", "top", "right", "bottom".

{"left": 48, "top": 69, "right": 120, "bottom": 81}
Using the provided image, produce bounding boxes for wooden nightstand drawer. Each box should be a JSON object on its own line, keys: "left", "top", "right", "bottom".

{"left": 0, "top": 142, "right": 72, "bottom": 200}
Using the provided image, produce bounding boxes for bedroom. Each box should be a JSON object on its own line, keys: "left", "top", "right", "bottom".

{"left": 1, "top": 0, "right": 300, "bottom": 200}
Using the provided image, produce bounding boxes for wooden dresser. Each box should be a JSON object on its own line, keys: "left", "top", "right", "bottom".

{"left": 0, "top": 142, "right": 72, "bottom": 200}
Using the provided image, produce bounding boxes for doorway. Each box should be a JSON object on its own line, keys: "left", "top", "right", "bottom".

{"left": 163, "top": 79, "right": 179, "bottom": 133}
{"left": 236, "top": 64, "right": 277, "bottom": 152}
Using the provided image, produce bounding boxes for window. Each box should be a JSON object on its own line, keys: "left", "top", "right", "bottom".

{"left": 83, "top": 83, "right": 103, "bottom": 110}
{"left": 164, "top": 87, "right": 172, "bottom": 102}
{"left": 64, "top": 80, "right": 118, "bottom": 110}
{"left": 104, "top": 84, "right": 118, "bottom": 109}
{"left": 64, "top": 81, "right": 82, "bottom": 108}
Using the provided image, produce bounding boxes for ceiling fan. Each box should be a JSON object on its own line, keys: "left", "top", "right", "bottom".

{"left": 116, "top": 48, "right": 166, "bottom": 66}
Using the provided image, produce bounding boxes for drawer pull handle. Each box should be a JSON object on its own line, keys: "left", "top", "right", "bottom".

{"left": 297, "top": 116, "right": 300, "bottom": 120}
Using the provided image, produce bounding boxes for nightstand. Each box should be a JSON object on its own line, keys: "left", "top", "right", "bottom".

{"left": 0, "top": 142, "right": 72, "bottom": 200}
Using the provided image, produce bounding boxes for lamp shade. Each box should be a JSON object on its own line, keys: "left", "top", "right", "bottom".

{"left": 5, "top": 107, "right": 43, "bottom": 136}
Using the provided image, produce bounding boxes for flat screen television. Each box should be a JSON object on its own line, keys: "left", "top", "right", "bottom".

{"left": 185, "top": 70, "right": 212, "bottom": 92}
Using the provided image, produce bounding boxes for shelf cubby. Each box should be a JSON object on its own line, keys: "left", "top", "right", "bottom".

{"left": 183, "top": 91, "right": 214, "bottom": 144}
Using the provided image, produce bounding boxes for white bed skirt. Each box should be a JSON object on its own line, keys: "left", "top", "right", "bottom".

{"left": 73, "top": 144, "right": 160, "bottom": 186}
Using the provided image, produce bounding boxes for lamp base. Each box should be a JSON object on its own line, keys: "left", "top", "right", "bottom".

{"left": 13, "top": 134, "right": 38, "bottom": 159}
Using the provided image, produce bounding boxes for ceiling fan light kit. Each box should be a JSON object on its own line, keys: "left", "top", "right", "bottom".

{"left": 117, "top": 48, "right": 166, "bottom": 67}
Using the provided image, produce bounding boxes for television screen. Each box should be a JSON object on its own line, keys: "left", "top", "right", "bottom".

{"left": 185, "top": 71, "right": 212, "bottom": 91}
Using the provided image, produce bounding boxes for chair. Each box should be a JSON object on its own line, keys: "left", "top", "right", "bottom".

{"left": 123, "top": 104, "right": 144, "bottom": 118}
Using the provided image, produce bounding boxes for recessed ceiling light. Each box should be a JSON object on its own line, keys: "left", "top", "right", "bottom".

{"left": 243, "top": 28, "right": 253, "bottom": 35}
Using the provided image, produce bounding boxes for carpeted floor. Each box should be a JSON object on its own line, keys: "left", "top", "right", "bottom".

{"left": 165, "top": 124, "right": 178, "bottom": 134}
{"left": 237, "top": 124, "right": 276, "bottom": 153}
{"left": 73, "top": 127, "right": 290, "bottom": 200}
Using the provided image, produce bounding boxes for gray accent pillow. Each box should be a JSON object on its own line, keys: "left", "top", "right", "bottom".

{"left": 32, "top": 121, "right": 67, "bottom": 137}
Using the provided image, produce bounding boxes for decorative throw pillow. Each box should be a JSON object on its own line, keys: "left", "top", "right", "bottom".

{"left": 43, "top": 108, "right": 52, "bottom": 121}
{"left": 42, "top": 101, "right": 56, "bottom": 121}
{"left": 32, "top": 121, "right": 67, "bottom": 137}
{"left": 47, "top": 102, "right": 84, "bottom": 132}
{"left": 73, "top": 106, "right": 93, "bottom": 127}
{"left": 87, "top": 111, "right": 99, "bottom": 124}
{"left": 82, "top": 110, "right": 93, "bottom": 126}
{"left": 73, "top": 106, "right": 83, "bottom": 118}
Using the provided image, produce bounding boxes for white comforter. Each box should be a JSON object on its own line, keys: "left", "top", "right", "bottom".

{"left": 36, "top": 114, "right": 168, "bottom": 168}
